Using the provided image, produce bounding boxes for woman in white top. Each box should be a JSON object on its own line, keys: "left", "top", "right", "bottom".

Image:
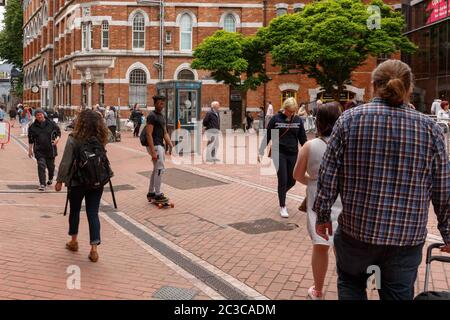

{"left": 293, "top": 101, "right": 342, "bottom": 300}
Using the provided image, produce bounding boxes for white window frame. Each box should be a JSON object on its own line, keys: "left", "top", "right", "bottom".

{"left": 129, "top": 68, "right": 148, "bottom": 107}
{"left": 180, "top": 13, "right": 193, "bottom": 52}
{"left": 101, "top": 21, "right": 109, "bottom": 49}
{"left": 223, "top": 13, "right": 236, "bottom": 32}
{"left": 132, "top": 13, "right": 145, "bottom": 50}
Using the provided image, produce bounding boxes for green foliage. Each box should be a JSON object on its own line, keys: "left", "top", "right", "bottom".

{"left": 0, "top": 0, "right": 23, "bottom": 68}
{"left": 192, "top": 30, "right": 268, "bottom": 92}
{"left": 257, "top": 0, "right": 416, "bottom": 96}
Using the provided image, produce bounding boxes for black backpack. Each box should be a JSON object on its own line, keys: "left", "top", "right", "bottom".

{"left": 72, "top": 137, "right": 114, "bottom": 189}
{"left": 140, "top": 125, "right": 148, "bottom": 146}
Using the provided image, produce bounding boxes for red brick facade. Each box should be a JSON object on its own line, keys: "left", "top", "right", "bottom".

{"left": 22, "top": 0, "right": 400, "bottom": 124}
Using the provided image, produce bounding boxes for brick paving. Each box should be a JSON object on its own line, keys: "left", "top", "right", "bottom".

{"left": 0, "top": 124, "right": 449, "bottom": 300}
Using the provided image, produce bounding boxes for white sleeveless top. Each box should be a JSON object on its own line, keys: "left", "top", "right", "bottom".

{"left": 305, "top": 137, "right": 342, "bottom": 245}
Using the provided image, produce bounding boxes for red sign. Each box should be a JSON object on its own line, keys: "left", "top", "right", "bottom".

{"left": 426, "top": 0, "right": 449, "bottom": 24}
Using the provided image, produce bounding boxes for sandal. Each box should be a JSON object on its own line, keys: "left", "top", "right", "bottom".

{"left": 65, "top": 241, "right": 79, "bottom": 252}
{"left": 88, "top": 251, "right": 99, "bottom": 262}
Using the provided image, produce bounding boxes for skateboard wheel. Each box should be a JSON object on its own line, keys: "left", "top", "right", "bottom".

{"left": 170, "top": 203, "right": 174, "bottom": 208}
{"left": 158, "top": 203, "right": 163, "bottom": 209}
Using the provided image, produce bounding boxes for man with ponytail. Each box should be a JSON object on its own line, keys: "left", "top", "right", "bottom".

{"left": 313, "top": 60, "right": 450, "bottom": 300}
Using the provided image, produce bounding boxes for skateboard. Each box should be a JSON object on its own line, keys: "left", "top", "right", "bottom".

{"left": 147, "top": 194, "right": 174, "bottom": 208}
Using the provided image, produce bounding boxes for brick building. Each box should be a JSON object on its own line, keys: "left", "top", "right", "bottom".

{"left": 22, "top": 0, "right": 400, "bottom": 127}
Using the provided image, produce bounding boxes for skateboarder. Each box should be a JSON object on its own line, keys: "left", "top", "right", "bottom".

{"left": 145, "top": 95, "right": 174, "bottom": 203}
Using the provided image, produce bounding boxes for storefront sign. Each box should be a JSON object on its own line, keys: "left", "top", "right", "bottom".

{"left": 426, "top": 0, "right": 449, "bottom": 24}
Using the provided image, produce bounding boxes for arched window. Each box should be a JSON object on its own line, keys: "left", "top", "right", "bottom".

{"left": 129, "top": 69, "right": 147, "bottom": 107}
{"left": 101, "top": 21, "right": 109, "bottom": 49}
{"left": 42, "top": 64, "right": 48, "bottom": 81}
{"left": 223, "top": 14, "right": 236, "bottom": 32}
{"left": 81, "top": 22, "right": 93, "bottom": 51}
{"left": 180, "top": 13, "right": 193, "bottom": 51}
{"left": 37, "top": 66, "right": 41, "bottom": 85}
{"left": 281, "top": 90, "right": 297, "bottom": 106}
{"left": 132, "top": 13, "right": 145, "bottom": 49}
{"left": 177, "top": 69, "right": 195, "bottom": 80}
{"left": 66, "top": 70, "right": 71, "bottom": 106}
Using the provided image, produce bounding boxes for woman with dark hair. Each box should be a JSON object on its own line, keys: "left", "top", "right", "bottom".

{"left": 55, "top": 109, "right": 109, "bottom": 262}
{"left": 293, "top": 101, "right": 342, "bottom": 300}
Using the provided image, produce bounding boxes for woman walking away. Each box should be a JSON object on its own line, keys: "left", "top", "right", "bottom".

{"left": 258, "top": 97, "right": 307, "bottom": 218}
{"left": 55, "top": 110, "right": 110, "bottom": 262}
{"left": 293, "top": 102, "right": 342, "bottom": 300}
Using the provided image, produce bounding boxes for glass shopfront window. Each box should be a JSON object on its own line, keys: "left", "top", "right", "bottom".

{"left": 403, "top": 18, "right": 449, "bottom": 112}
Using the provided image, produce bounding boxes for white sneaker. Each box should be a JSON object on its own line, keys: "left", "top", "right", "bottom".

{"left": 280, "top": 206, "right": 289, "bottom": 218}
{"left": 307, "top": 286, "right": 324, "bottom": 300}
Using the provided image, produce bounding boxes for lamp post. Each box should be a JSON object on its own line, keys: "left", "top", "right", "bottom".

{"left": 137, "top": 0, "right": 164, "bottom": 81}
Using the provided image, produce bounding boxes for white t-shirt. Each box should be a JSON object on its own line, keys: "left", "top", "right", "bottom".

{"left": 431, "top": 100, "right": 442, "bottom": 116}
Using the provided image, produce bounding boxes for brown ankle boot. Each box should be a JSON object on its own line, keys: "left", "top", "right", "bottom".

{"left": 65, "top": 241, "right": 79, "bottom": 252}
{"left": 88, "top": 251, "right": 99, "bottom": 262}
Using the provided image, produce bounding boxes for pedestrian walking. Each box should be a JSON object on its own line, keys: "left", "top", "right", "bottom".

{"left": 20, "top": 106, "right": 32, "bottom": 136}
{"left": 0, "top": 107, "right": 5, "bottom": 150}
{"left": 130, "top": 103, "right": 144, "bottom": 137}
{"left": 245, "top": 111, "right": 254, "bottom": 132}
{"left": 55, "top": 109, "right": 112, "bottom": 263}
{"left": 144, "top": 95, "right": 174, "bottom": 202}
{"left": 437, "top": 100, "right": 449, "bottom": 120}
{"left": 203, "top": 101, "right": 221, "bottom": 162}
{"left": 265, "top": 101, "right": 274, "bottom": 128}
{"left": 313, "top": 60, "right": 450, "bottom": 300}
{"left": 105, "top": 106, "right": 117, "bottom": 142}
{"left": 258, "top": 97, "right": 308, "bottom": 218}
{"left": 8, "top": 107, "right": 17, "bottom": 128}
{"left": 258, "top": 106, "right": 265, "bottom": 131}
{"left": 28, "top": 109, "right": 61, "bottom": 191}
{"left": 431, "top": 98, "right": 442, "bottom": 116}
{"left": 293, "top": 101, "right": 342, "bottom": 300}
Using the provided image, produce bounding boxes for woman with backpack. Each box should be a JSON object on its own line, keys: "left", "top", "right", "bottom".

{"left": 55, "top": 109, "right": 110, "bottom": 262}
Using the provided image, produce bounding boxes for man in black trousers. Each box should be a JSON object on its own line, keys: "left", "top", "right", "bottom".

{"left": 28, "top": 110, "right": 61, "bottom": 191}
{"left": 202, "top": 101, "right": 221, "bottom": 163}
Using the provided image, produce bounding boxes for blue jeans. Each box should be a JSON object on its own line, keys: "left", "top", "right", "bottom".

{"left": 68, "top": 186, "right": 103, "bottom": 245}
{"left": 334, "top": 227, "right": 424, "bottom": 300}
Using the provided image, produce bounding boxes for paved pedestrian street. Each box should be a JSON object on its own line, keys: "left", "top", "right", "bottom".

{"left": 0, "top": 126, "right": 449, "bottom": 300}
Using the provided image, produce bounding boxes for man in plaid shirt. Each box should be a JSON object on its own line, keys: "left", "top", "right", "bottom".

{"left": 313, "top": 60, "right": 450, "bottom": 300}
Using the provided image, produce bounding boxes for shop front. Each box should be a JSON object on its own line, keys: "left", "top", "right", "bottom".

{"left": 402, "top": 0, "right": 450, "bottom": 112}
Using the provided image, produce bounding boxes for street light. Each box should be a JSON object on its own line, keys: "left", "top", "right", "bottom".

{"left": 137, "top": 0, "right": 165, "bottom": 81}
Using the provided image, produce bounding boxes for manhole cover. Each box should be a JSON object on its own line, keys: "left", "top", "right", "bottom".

{"left": 152, "top": 286, "right": 198, "bottom": 300}
{"left": 146, "top": 212, "right": 225, "bottom": 237}
{"left": 7, "top": 185, "right": 38, "bottom": 190}
{"left": 105, "top": 184, "right": 135, "bottom": 192}
{"left": 229, "top": 218, "right": 299, "bottom": 234}
{"left": 138, "top": 168, "right": 227, "bottom": 190}
{"left": 40, "top": 215, "right": 52, "bottom": 218}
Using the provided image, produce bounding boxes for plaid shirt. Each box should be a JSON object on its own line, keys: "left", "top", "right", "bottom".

{"left": 313, "top": 98, "right": 450, "bottom": 246}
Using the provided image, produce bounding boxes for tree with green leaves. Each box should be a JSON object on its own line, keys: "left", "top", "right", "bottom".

{"left": 0, "top": 0, "right": 23, "bottom": 96}
{"left": 191, "top": 30, "right": 269, "bottom": 111}
{"left": 257, "top": 0, "right": 416, "bottom": 101}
